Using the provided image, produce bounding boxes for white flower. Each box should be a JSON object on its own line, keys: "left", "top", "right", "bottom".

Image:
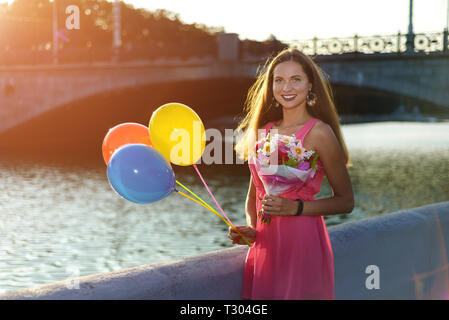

{"left": 262, "top": 140, "right": 276, "bottom": 156}
{"left": 289, "top": 142, "right": 307, "bottom": 160}
{"left": 260, "top": 157, "right": 270, "bottom": 166}
{"left": 275, "top": 134, "right": 296, "bottom": 146}
{"left": 304, "top": 150, "right": 315, "bottom": 160}
{"left": 265, "top": 132, "right": 271, "bottom": 142}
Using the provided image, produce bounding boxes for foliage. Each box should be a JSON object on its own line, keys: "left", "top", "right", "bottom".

{"left": 0, "top": 0, "right": 286, "bottom": 65}
{"left": 0, "top": 0, "right": 223, "bottom": 64}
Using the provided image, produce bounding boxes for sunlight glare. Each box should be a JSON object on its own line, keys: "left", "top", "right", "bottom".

{"left": 124, "top": 0, "right": 449, "bottom": 41}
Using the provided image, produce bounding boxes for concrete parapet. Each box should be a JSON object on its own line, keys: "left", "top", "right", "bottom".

{"left": 332, "top": 201, "right": 449, "bottom": 299}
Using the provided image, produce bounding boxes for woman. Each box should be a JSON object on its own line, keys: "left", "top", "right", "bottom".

{"left": 229, "top": 48, "right": 354, "bottom": 300}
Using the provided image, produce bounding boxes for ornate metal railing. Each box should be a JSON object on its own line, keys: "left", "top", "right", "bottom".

{"left": 284, "top": 30, "right": 449, "bottom": 55}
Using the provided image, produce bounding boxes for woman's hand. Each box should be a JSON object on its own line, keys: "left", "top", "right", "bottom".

{"left": 261, "top": 194, "right": 299, "bottom": 216}
{"left": 227, "top": 225, "right": 256, "bottom": 245}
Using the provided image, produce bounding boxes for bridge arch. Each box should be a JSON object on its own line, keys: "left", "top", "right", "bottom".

{"left": 1, "top": 54, "right": 448, "bottom": 134}
{"left": 317, "top": 54, "right": 449, "bottom": 110}
{"left": 0, "top": 76, "right": 255, "bottom": 163}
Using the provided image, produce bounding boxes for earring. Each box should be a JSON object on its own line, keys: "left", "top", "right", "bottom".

{"left": 272, "top": 97, "right": 280, "bottom": 108}
{"left": 306, "top": 89, "right": 317, "bottom": 107}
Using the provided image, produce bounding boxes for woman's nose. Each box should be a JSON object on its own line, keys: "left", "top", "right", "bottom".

{"left": 282, "top": 80, "right": 293, "bottom": 91}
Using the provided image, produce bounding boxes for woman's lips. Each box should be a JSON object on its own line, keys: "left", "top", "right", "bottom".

{"left": 281, "top": 94, "right": 297, "bottom": 102}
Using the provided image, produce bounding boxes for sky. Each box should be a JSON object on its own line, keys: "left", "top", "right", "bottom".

{"left": 123, "top": 0, "right": 449, "bottom": 41}
{"left": 3, "top": 0, "right": 448, "bottom": 41}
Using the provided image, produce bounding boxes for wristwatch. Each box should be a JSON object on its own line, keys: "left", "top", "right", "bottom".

{"left": 295, "top": 199, "right": 304, "bottom": 216}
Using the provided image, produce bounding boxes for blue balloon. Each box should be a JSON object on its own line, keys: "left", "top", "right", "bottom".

{"left": 107, "top": 144, "right": 176, "bottom": 204}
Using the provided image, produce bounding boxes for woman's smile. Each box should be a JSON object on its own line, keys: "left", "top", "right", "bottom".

{"left": 281, "top": 94, "right": 297, "bottom": 102}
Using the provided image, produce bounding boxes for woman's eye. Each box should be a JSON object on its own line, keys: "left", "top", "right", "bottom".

{"left": 274, "top": 79, "right": 282, "bottom": 83}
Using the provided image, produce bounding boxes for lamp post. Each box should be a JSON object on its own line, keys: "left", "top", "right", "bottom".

{"left": 406, "top": 0, "right": 415, "bottom": 54}
{"left": 52, "top": 0, "right": 58, "bottom": 64}
{"left": 445, "top": 0, "right": 449, "bottom": 52}
{"left": 447, "top": 0, "right": 449, "bottom": 31}
{"left": 112, "top": 0, "right": 122, "bottom": 63}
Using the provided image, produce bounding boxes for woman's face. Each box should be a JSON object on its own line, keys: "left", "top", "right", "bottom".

{"left": 272, "top": 60, "right": 312, "bottom": 110}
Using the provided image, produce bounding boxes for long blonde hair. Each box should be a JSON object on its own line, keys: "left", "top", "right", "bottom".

{"left": 235, "top": 47, "right": 352, "bottom": 168}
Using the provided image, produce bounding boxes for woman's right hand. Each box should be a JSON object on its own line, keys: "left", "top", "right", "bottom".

{"left": 227, "top": 225, "right": 256, "bottom": 245}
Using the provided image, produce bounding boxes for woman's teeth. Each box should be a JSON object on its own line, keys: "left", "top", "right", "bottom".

{"left": 282, "top": 95, "right": 296, "bottom": 100}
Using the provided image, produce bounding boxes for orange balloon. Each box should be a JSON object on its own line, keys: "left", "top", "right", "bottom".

{"left": 102, "top": 122, "right": 152, "bottom": 165}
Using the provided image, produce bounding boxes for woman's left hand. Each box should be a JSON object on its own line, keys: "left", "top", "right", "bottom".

{"left": 261, "top": 194, "right": 299, "bottom": 216}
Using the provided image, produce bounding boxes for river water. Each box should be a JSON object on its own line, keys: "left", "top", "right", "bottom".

{"left": 0, "top": 120, "right": 448, "bottom": 293}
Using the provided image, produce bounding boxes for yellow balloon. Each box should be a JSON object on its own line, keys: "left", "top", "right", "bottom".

{"left": 149, "top": 102, "right": 206, "bottom": 166}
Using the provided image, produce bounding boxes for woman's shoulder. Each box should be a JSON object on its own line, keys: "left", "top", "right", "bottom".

{"left": 312, "top": 119, "right": 333, "bottom": 135}
{"left": 306, "top": 120, "right": 337, "bottom": 149}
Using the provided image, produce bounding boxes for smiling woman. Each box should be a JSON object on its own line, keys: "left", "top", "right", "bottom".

{"left": 231, "top": 47, "right": 354, "bottom": 300}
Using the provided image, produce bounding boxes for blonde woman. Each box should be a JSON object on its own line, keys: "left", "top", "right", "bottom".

{"left": 229, "top": 48, "right": 354, "bottom": 300}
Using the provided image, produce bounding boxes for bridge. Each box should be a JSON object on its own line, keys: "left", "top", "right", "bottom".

{"left": 1, "top": 32, "right": 449, "bottom": 133}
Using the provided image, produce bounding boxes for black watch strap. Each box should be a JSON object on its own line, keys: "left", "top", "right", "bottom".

{"left": 295, "top": 199, "right": 304, "bottom": 216}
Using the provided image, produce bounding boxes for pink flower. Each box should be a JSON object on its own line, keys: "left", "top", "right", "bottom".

{"left": 297, "top": 161, "right": 310, "bottom": 171}
{"left": 278, "top": 141, "right": 290, "bottom": 153}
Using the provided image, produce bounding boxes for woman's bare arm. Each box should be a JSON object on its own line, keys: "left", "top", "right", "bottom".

{"left": 245, "top": 176, "right": 258, "bottom": 228}
{"left": 301, "top": 122, "right": 354, "bottom": 216}
{"left": 227, "top": 176, "right": 258, "bottom": 245}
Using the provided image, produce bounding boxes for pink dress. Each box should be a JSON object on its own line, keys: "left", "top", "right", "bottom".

{"left": 242, "top": 118, "right": 335, "bottom": 300}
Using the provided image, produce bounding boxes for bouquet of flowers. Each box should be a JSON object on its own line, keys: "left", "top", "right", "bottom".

{"left": 250, "top": 132, "right": 320, "bottom": 224}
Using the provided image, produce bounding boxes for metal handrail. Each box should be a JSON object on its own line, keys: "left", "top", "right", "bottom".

{"left": 284, "top": 30, "right": 449, "bottom": 55}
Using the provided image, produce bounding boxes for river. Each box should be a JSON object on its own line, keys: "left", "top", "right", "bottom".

{"left": 0, "top": 120, "right": 448, "bottom": 293}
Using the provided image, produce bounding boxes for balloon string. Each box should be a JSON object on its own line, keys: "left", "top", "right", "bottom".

{"left": 175, "top": 190, "right": 252, "bottom": 247}
{"left": 175, "top": 180, "right": 222, "bottom": 219}
{"left": 192, "top": 164, "right": 233, "bottom": 227}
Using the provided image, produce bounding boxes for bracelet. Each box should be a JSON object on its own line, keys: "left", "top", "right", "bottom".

{"left": 295, "top": 199, "right": 304, "bottom": 216}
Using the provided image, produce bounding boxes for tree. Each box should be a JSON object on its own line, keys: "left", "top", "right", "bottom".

{"left": 0, "top": 0, "right": 224, "bottom": 64}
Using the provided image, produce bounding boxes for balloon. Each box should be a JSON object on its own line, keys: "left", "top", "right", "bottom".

{"left": 149, "top": 102, "right": 205, "bottom": 166}
{"left": 107, "top": 144, "right": 175, "bottom": 204}
{"left": 102, "top": 122, "right": 152, "bottom": 165}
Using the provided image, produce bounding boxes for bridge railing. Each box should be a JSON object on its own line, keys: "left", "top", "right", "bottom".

{"left": 284, "top": 30, "right": 449, "bottom": 56}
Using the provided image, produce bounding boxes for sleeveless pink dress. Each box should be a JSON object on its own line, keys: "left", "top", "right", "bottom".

{"left": 242, "top": 118, "right": 335, "bottom": 300}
